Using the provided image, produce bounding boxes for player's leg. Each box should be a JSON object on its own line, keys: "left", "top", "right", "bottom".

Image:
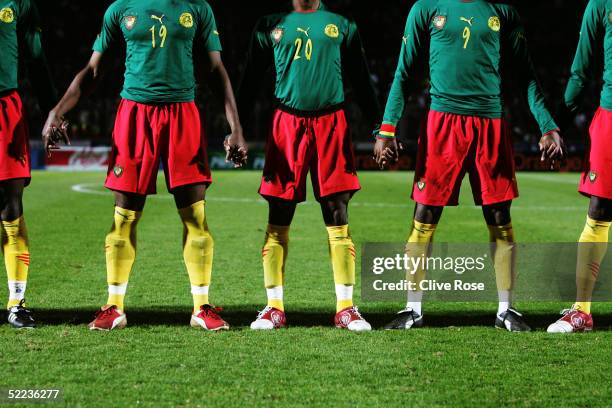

{"left": 89, "top": 191, "right": 144, "bottom": 331}
{"left": 318, "top": 192, "right": 371, "bottom": 331}
{"left": 0, "top": 92, "right": 34, "bottom": 328}
{"left": 548, "top": 107, "right": 612, "bottom": 333}
{"left": 482, "top": 201, "right": 529, "bottom": 332}
{"left": 252, "top": 109, "right": 309, "bottom": 330}
{"left": 307, "top": 109, "right": 368, "bottom": 331}
{"left": 251, "top": 198, "right": 295, "bottom": 330}
{"left": 548, "top": 197, "right": 611, "bottom": 333}
{"left": 89, "top": 100, "right": 159, "bottom": 331}
{"left": 385, "top": 111, "right": 469, "bottom": 330}
{"left": 1, "top": 179, "right": 34, "bottom": 329}
{"left": 469, "top": 116, "right": 526, "bottom": 331}
{"left": 384, "top": 204, "right": 442, "bottom": 330}
{"left": 172, "top": 183, "right": 228, "bottom": 331}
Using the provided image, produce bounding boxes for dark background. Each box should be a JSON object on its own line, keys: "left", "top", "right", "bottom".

{"left": 19, "top": 0, "right": 602, "bottom": 154}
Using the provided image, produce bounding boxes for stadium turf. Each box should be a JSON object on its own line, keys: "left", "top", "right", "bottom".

{"left": 1, "top": 170, "right": 610, "bottom": 407}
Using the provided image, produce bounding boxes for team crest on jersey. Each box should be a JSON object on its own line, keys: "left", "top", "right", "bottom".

{"left": 488, "top": 16, "right": 501, "bottom": 32}
{"left": 180, "top": 12, "right": 194, "bottom": 28}
{"left": 589, "top": 171, "right": 597, "bottom": 183}
{"left": 433, "top": 15, "right": 446, "bottom": 30}
{"left": 271, "top": 27, "right": 284, "bottom": 43}
{"left": 324, "top": 24, "right": 339, "bottom": 38}
{"left": 0, "top": 7, "right": 14, "bottom": 23}
{"left": 124, "top": 15, "right": 137, "bottom": 30}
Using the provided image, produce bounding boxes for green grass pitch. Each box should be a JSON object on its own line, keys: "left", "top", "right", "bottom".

{"left": 1, "top": 170, "right": 611, "bottom": 407}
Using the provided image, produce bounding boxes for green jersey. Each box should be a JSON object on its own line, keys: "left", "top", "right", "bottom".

{"left": 565, "top": 0, "right": 612, "bottom": 113}
{"left": 382, "top": 0, "right": 557, "bottom": 137}
{"left": 94, "top": 0, "right": 222, "bottom": 104}
{"left": 0, "top": 0, "right": 55, "bottom": 110}
{"left": 239, "top": 8, "right": 380, "bottom": 123}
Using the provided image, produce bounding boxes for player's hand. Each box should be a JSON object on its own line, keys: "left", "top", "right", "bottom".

{"left": 373, "top": 137, "right": 399, "bottom": 170}
{"left": 42, "top": 111, "right": 70, "bottom": 158}
{"left": 224, "top": 130, "right": 248, "bottom": 168}
{"left": 538, "top": 130, "right": 566, "bottom": 170}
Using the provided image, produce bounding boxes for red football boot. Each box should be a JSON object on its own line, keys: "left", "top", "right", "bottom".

{"left": 335, "top": 306, "right": 371, "bottom": 332}
{"left": 190, "top": 305, "right": 230, "bottom": 331}
{"left": 88, "top": 305, "right": 127, "bottom": 331}
{"left": 547, "top": 307, "right": 594, "bottom": 333}
{"left": 250, "top": 306, "right": 286, "bottom": 330}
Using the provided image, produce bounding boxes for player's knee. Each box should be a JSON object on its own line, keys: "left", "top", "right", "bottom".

{"left": 1, "top": 196, "right": 23, "bottom": 221}
{"left": 267, "top": 198, "right": 297, "bottom": 226}
{"left": 588, "top": 197, "right": 612, "bottom": 222}
{"left": 483, "top": 202, "right": 512, "bottom": 226}
{"left": 190, "top": 232, "right": 213, "bottom": 251}
{"left": 105, "top": 235, "right": 127, "bottom": 251}
{"left": 414, "top": 204, "right": 443, "bottom": 224}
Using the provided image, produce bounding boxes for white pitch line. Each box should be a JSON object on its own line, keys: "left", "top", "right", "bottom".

{"left": 71, "top": 183, "right": 584, "bottom": 211}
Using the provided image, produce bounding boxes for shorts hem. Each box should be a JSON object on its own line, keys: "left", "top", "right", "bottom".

{"left": 316, "top": 185, "right": 361, "bottom": 201}
{"left": 168, "top": 177, "right": 213, "bottom": 191}
{"left": 259, "top": 190, "right": 305, "bottom": 203}
{"left": 0, "top": 175, "right": 31, "bottom": 186}
{"left": 104, "top": 184, "right": 153, "bottom": 196}
{"left": 579, "top": 188, "right": 612, "bottom": 200}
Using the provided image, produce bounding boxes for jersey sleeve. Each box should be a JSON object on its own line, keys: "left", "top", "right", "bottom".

{"left": 17, "top": 0, "right": 56, "bottom": 113}
{"left": 341, "top": 20, "right": 382, "bottom": 126}
{"left": 92, "top": 1, "right": 122, "bottom": 53}
{"left": 503, "top": 7, "right": 558, "bottom": 135}
{"left": 564, "top": 0, "right": 605, "bottom": 114}
{"left": 380, "top": 1, "right": 430, "bottom": 137}
{"left": 196, "top": 1, "right": 222, "bottom": 52}
{"left": 237, "top": 17, "right": 274, "bottom": 124}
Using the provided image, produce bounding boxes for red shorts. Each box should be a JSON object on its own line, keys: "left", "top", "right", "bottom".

{"left": 260, "top": 108, "right": 360, "bottom": 202}
{"left": 105, "top": 99, "right": 211, "bottom": 195}
{"left": 412, "top": 110, "right": 518, "bottom": 206}
{"left": 579, "top": 107, "right": 612, "bottom": 199}
{"left": 0, "top": 91, "right": 30, "bottom": 183}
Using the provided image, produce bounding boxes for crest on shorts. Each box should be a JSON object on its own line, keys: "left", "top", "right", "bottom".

{"left": 271, "top": 27, "right": 284, "bottom": 43}
{"left": 417, "top": 180, "right": 426, "bottom": 191}
{"left": 124, "top": 15, "right": 137, "bottom": 30}
{"left": 324, "top": 24, "right": 339, "bottom": 38}
{"left": 589, "top": 171, "right": 597, "bottom": 183}
{"left": 433, "top": 15, "right": 446, "bottom": 30}
{"left": 488, "top": 16, "right": 501, "bottom": 32}
{"left": 608, "top": 12, "right": 612, "bottom": 24}
{"left": 180, "top": 12, "right": 194, "bottom": 28}
{"left": 0, "top": 7, "right": 14, "bottom": 23}
{"left": 113, "top": 166, "right": 124, "bottom": 178}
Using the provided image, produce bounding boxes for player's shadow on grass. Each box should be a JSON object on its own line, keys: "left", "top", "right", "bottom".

{"left": 32, "top": 308, "right": 612, "bottom": 330}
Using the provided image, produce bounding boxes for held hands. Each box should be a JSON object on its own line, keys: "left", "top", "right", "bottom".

{"left": 224, "top": 130, "right": 248, "bottom": 168}
{"left": 373, "top": 137, "right": 399, "bottom": 170}
{"left": 42, "top": 111, "right": 70, "bottom": 158}
{"left": 538, "top": 130, "right": 566, "bottom": 170}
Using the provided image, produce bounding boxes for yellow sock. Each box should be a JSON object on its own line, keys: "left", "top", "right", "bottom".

{"left": 406, "top": 221, "right": 437, "bottom": 296}
{"left": 488, "top": 223, "right": 516, "bottom": 297}
{"left": 105, "top": 207, "right": 141, "bottom": 311}
{"left": 2, "top": 217, "right": 29, "bottom": 309}
{"left": 327, "top": 225, "right": 356, "bottom": 312}
{"left": 575, "top": 217, "right": 610, "bottom": 314}
{"left": 179, "top": 201, "right": 214, "bottom": 313}
{"left": 262, "top": 224, "right": 289, "bottom": 312}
